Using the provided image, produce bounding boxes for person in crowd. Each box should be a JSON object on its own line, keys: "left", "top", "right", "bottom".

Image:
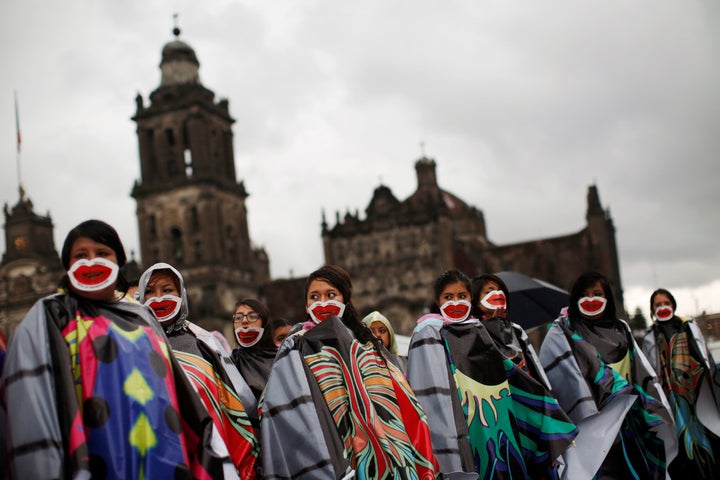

{"left": 269, "top": 317, "right": 293, "bottom": 347}
{"left": 2, "top": 219, "right": 233, "bottom": 479}
{"left": 642, "top": 288, "right": 720, "bottom": 479}
{"left": 539, "top": 271, "right": 677, "bottom": 479}
{"left": 408, "top": 269, "right": 577, "bottom": 479}
{"left": 471, "top": 273, "right": 548, "bottom": 381}
{"left": 137, "top": 263, "right": 259, "bottom": 478}
{"left": 362, "top": 310, "right": 407, "bottom": 370}
{"left": 230, "top": 298, "right": 278, "bottom": 402}
{"left": 260, "top": 264, "right": 440, "bottom": 479}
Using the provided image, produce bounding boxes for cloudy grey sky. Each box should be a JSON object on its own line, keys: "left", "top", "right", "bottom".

{"left": 1, "top": 0, "right": 719, "bottom": 319}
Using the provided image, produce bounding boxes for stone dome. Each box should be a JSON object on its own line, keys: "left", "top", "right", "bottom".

{"left": 159, "top": 30, "right": 201, "bottom": 86}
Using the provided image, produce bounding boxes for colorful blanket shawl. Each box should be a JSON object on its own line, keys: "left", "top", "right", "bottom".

{"left": 169, "top": 327, "right": 259, "bottom": 479}
{"left": 643, "top": 320, "right": 720, "bottom": 478}
{"left": 540, "top": 316, "right": 677, "bottom": 479}
{"left": 408, "top": 316, "right": 577, "bottom": 480}
{"left": 2, "top": 294, "right": 229, "bottom": 479}
{"left": 260, "top": 316, "right": 439, "bottom": 479}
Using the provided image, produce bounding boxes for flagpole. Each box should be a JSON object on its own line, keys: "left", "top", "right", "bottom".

{"left": 14, "top": 90, "right": 23, "bottom": 199}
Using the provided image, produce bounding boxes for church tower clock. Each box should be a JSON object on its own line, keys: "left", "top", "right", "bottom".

{"left": 0, "top": 187, "right": 64, "bottom": 337}
{"left": 131, "top": 25, "right": 269, "bottom": 331}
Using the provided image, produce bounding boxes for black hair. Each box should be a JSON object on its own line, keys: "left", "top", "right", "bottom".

{"left": 234, "top": 298, "right": 275, "bottom": 350}
{"left": 567, "top": 271, "right": 617, "bottom": 321}
{"left": 59, "top": 219, "right": 129, "bottom": 295}
{"left": 650, "top": 288, "right": 677, "bottom": 316}
{"left": 471, "top": 273, "right": 510, "bottom": 318}
{"left": 304, "top": 265, "right": 380, "bottom": 348}
{"left": 269, "top": 317, "right": 294, "bottom": 330}
{"left": 429, "top": 269, "right": 472, "bottom": 314}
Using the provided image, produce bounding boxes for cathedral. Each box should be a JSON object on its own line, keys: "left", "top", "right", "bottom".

{"left": 0, "top": 27, "right": 623, "bottom": 339}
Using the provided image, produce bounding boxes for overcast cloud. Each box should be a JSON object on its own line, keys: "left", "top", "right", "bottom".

{"left": 1, "top": 0, "right": 719, "bottom": 320}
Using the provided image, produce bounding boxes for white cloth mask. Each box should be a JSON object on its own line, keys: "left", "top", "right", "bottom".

{"left": 235, "top": 327, "right": 265, "bottom": 348}
{"left": 307, "top": 300, "right": 346, "bottom": 324}
{"left": 654, "top": 306, "right": 674, "bottom": 322}
{"left": 67, "top": 257, "right": 119, "bottom": 292}
{"left": 440, "top": 300, "right": 472, "bottom": 323}
{"left": 144, "top": 295, "right": 183, "bottom": 322}
{"left": 578, "top": 296, "right": 607, "bottom": 317}
{"left": 480, "top": 290, "right": 507, "bottom": 310}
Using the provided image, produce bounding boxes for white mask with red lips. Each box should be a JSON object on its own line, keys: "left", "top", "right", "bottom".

{"left": 307, "top": 300, "right": 346, "bottom": 324}
{"left": 654, "top": 306, "right": 674, "bottom": 322}
{"left": 480, "top": 290, "right": 507, "bottom": 310}
{"left": 235, "top": 327, "right": 265, "bottom": 348}
{"left": 577, "top": 296, "right": 607, "bottom": 317}
{"left": 67, "top": 257, "right": 119, "bottom": 292}
{"left": 440, "top": 300, "right": 472, "bottom": 323}
{"left": 144, "top": 295, "right": 183, "bottom": 322}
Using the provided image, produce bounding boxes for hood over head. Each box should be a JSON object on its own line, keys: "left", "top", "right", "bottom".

{"left": 137, "top": 262, "right": 189, "bottom": 331}
{"left": 362, "top": 310, "right": 398, "bottom": 355}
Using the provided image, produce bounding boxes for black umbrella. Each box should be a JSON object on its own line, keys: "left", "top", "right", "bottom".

{"left": 494, "top": 271, "right": 569, "bottom": 330}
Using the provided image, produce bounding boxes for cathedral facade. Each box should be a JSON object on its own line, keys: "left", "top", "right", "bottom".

{"left": 317, "top": 157, "right": 624, "bottom": 334}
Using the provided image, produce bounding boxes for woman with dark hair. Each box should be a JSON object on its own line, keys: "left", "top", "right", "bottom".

{"left": 472, "top": 273, "right": 515, "bottom": 360}
{"left": 230, "top": 298, "right": 277, "bottom": 402}
{"left": 269, "top": 317, "right": 293, "bottom": 347}
{"left": 408, "top": 269, "right": 577, "bottom": 479}
{"left": 2, "top": 220, "right": 235, "bottom": 479}
{"left": 138, "top": 263, "right": 259, "bottom": 478}
{"left": 471, "top": 273, "right": 555, "bottom": 389}
{"left": 539, "top": 271, "right": 677, "bottom": 479}
{"left": 642, "top": 288, "right": 720, "bottom": 479}
{"left": 260, "top": 264, "right": 440, "bottom": 479}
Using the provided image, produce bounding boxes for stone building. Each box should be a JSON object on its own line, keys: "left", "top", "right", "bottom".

{"left": 131, "top": 27, "right": 269, "bottom": 333}
{"left": 0, "top": 187, "right": 64, "bottom": 337}
{"left": 320, "top": 157, "right": 624, "bottom": 334}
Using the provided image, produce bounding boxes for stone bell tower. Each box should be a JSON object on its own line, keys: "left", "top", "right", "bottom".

{"left": 131, "top": 24, "right": 269, "bottom": 331}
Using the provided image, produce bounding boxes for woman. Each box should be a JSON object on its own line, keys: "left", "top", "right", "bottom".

{"left": 230, "top": 298, "right": 277, "bottom": 402}
{"left": 2, "top": 220, "right": 232, "bottom": 479}
{"left": 471, "top": 273, "right": 549, "bottom": 381}
{"left": 362, "top": 310, "right": 407, "bottom": 370}
{"left": 137, "top": 263, "right": 260, "bottom": 478}
{"left": 269, "top": 317, "right": 293, "bottom": 347}
{"left": 539, "top": 271, "right": 676, "bottom": 479}
{"left": 408, "top": 269, "right": 577, "bottom": 479}
{"left": 260, "top": 264, "right": 439, "bottom": 479}
{"left": 642, "top": 288, "right": 720, "bottom": 478}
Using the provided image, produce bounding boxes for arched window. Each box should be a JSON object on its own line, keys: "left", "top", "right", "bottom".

{"left": 171, "top": 227, "right": 184, "bottom": 263}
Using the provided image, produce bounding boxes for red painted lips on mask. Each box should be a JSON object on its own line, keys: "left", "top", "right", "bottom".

{"left": 237, "top": 329, "right": 260, "bottom": 344}
{"left": 149, "top": 299, "right": 178, "bottom": 317}
{"left": 72, "top": 263, "right": 112, "bottom": 286}
{"left": 311, "top": 304, "right": 342, "bottom": 321}
{"left": 655, "top": 306, "right": 673, "bottom": 321}
{"left": 579, "top": 299, "right": 604, "bottom": 313}
{"left": 444, "top": 304, "right": 470, "bottom": 319}
{"left": 485, "top": 293, "right": 506, "bottom": 308}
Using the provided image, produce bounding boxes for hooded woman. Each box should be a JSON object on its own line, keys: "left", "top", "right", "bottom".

{"left": 137, "top": 262, "right": 259, "bottom": 479}
{"left": 230, "top": 298, "right": 278, "bottom": 402}
{"left": 260, "top": 264, "right": 440, "bottom": 479}
{"left": 2, "top": 220, "right": 233, "bottom": 479}
{"left": 407, "top": 269, "right": 577, "bottom": 479}
{"left": 362, "top": 310, "right": 407, "bottom": 371}
{"left": 539, "top": 272, "right": 677, "bottom": 479}
{"left": 642, "top": 288, "right": 720, "bottom": 479}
